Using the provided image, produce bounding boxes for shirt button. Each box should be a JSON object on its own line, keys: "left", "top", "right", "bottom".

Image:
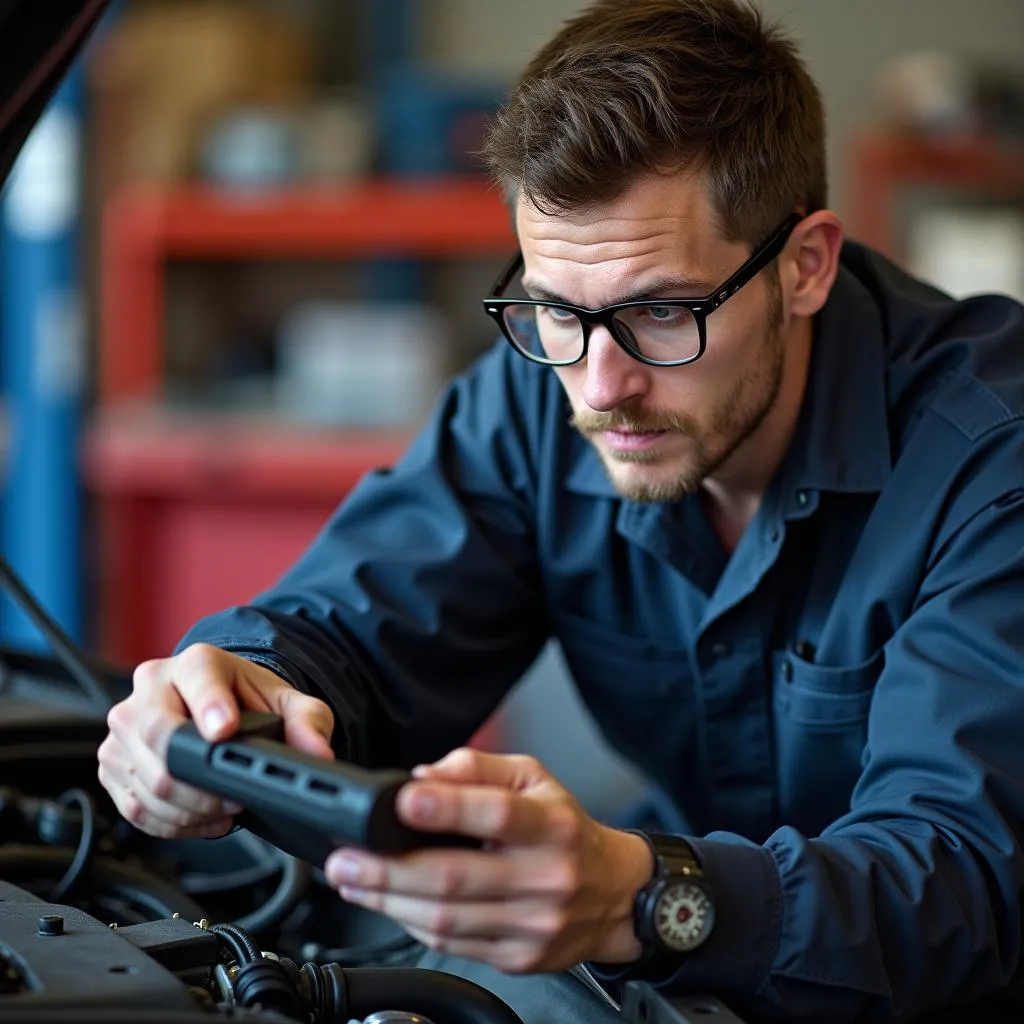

{"left": 780, "top": 658, "right": 794, "bottom": 683}
{"left": 794, "top": 639, "right": 816, "bottom": 662}
{"left": 709, "top": 641, "right": 731, "bottom": 659}
{"left": 796, "top": 490, "right": 810, "bottom": 507}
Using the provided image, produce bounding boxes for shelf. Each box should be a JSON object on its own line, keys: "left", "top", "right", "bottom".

{"left": 848, "top": 131, "right": 1024, "bottom": 259}
{"left": 853, "top": 132, "right": 1024, "bottom": 187}
{"left": 83, "top": 402, "right": 412, "bottom": 665}
{"left": 104, "top": 178, "right": 516, "bottom": 258}
{"left": 100, "top": 177, "right": 516, "bottom": 402}
{"left": 82, "top": 403, "right": 411, "bottom": 501}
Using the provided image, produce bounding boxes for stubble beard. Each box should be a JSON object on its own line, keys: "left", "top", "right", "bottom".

{"left": 571, "top": 300, "right": 786, "bottom": 504}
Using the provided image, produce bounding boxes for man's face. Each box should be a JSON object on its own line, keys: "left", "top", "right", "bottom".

{"left": 516, "top": 172, "right": 786, "bottom": 503}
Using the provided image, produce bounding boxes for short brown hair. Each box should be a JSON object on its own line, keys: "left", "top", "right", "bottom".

{"left": 484, "top": 0, "right": 826, "bottom": 247}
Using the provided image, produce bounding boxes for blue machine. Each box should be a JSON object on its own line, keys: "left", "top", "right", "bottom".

{"left": 0, "top": 65, "right": 85, "bottom": 649}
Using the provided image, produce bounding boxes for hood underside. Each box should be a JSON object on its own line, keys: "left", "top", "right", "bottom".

{"left": 0, "top": 0, "right": 111, "bottom": 189}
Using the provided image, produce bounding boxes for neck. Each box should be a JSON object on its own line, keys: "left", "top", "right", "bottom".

{"left": 702, "top": 318, "right": 813, "bottom": 550}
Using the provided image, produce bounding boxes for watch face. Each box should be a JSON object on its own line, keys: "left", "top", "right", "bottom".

{"left": 654, "top": 880, "right": 715, "bottom": 952}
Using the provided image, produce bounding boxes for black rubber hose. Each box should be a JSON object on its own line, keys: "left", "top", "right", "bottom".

{"left": 176, "top": 831, "right": 310, "bottom": 935}
{"left": 177, "top": 830, "right": 285, "bottom": 894}
{"left": 310, "top": 931, "right": 422, "bottom": 967}
{"left": 0, "top": 846, "right": 207, "bottom": 921}
{"left": 210, "top": 924, "right": 254, "bottom": 967}
{"left": 333, "top": 966, "right": 526, "bottom": 1024}
{"left": 234, "top": 846, "right": 311, "bottom": 935}
{"left": 233, "top": 957, "right": 301, "bottom": 1019}
{"left": 210, "top": 921, "right": 262, "bottom": 964}
{"left": 49, "top": 789, "right": 96, "bottom": 901}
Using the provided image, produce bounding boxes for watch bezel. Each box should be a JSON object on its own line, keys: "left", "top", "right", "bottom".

{"left": 651, "top": 877, "right": 716, "bottom": 952}
{"left": 632, "top": 833, "right": 716, "bottom": 962}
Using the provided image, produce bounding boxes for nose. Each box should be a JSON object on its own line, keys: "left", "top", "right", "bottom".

{"left": 580, "top": 326, "right": 650, "bottom": 412}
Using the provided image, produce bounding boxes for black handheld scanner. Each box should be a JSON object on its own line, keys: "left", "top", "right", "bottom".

{"left": 166, "top": 712, "right": 479, "bottom": 866}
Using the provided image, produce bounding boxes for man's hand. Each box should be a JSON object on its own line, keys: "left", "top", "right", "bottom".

{"left": 324, "top": 748, "right": 653, "bottom": 974}
{"left": 97, "top": 644, "right": 334, "bottom": 840}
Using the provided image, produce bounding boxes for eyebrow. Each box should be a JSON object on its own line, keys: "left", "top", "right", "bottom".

{"left": 519, "top": 273, "right": 717, "bottom": 307}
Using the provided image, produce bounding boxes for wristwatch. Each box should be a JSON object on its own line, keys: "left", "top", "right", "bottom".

{"left": 632, "top": 832, "right": 716, "bottom": 969}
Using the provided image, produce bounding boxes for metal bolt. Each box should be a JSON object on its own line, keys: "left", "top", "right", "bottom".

{"left": 108, "top": 922, "right": 118, "bottom": 930}
{"left": 37, "top": 915, "right": 64, "bottom": 936}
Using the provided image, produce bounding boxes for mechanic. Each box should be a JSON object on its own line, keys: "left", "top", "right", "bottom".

{"left": 98, "top": 0, "right": 1024, "bottom": 1019}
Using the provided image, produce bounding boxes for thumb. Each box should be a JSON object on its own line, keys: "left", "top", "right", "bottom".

{"left": 271, "top": 686, "right": 335, "bottom": 760}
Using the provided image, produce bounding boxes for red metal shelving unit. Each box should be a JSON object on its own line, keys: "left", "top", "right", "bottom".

{"left": 99, "top": 178, "right": 515, "bottom": 402}
{"left": 847, "top": 131, "right": 1024, "bottom": 260}
{"left": 88, "top": 178, "right": 516, "bottom": 665}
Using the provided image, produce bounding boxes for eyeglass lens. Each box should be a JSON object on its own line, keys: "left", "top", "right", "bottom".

{"left": 501, "top": 303, "right": 701, "bottom": 364}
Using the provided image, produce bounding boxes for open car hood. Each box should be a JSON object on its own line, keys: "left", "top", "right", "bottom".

{"left": 0, "top": 0, "right": 111, "bottom": 189}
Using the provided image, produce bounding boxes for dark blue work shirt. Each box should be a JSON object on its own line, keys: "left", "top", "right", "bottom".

{"left": 181, "top": 243, "right": 1024, "bottom": 1021}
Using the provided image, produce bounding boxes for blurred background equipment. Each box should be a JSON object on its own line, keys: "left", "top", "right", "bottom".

{"left": 275, "top": 301, "right": 448, "bottom": 426}
{"left": 89, "top": 1, "right": 315, "bottom": 190}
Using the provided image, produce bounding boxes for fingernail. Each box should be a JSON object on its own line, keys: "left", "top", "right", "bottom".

{"left": 203, "top": 706, "right": 229, "bottom": 736}
{"left": 411, "top": 764, "right": 431, "bottom": 778}
{"left": 326, "top": 853, "right": 363, "bottom": 886}
{"left": 410, "top": 788, "right": 438, "bottom": 822}
{"left": 340, "top": 885, "right": 365, "bottom": 901}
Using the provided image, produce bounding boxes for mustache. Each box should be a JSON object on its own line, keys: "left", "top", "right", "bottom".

{"left": 570, "top": 407, "right": 695, "bottom": 435}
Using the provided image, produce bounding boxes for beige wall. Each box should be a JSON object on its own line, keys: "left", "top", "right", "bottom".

{"left": 422, "top": 0, "right": 1024, "bottom": 220}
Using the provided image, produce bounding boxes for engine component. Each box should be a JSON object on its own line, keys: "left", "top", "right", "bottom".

{"left": 0, "top": 878, "right": 526, "bottom": 1024}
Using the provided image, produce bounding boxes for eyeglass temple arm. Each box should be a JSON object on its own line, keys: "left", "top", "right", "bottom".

{"left": 708, "top": 213, "right": 802, "bottom": 312}
{"left": 490, "top": 252, "right": 524, "bottom": 297}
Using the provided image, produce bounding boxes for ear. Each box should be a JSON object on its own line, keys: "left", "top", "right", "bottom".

{"left": 783, "top": 211, "right": 844, "bottom": 319}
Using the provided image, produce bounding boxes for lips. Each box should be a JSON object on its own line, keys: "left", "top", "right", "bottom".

{"left": 601, "top": 430, "right": 667, "bottom": 452}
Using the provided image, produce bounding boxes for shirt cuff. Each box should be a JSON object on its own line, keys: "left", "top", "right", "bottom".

{"left": 174, "top": 632, "right": 310, "bottom": 693}
{"left": 588, "top": 833, "right": 781, "bottom": 1004}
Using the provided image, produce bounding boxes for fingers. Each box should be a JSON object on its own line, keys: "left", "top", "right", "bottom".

{"left": 98, "top": 731, "right": 237, "bottom": 819}
{"left": 97, "top": 750, "right": 236, "bottom": 839}
{"left": 119, "top": 659, "right": 189, "bottom": 764}
{"left": 126, "top": 647, "right": 239, "bottom": 770}
{"left": 394, "top": 778, "right": 580, "bottom": 848}
{"left": 340, "top": 888, "right": 567, "bottom": 946}
{"left": 97, "top": 729, "right": 240, "bottom": 837}
{"left": 274, "top": 686, "right": 335, "bottom": 759}
{"left": 98, "top": 643, "right": 337, "bottom": 841}
{"left": 325, "top": 845, "right": 579, "bottom": 902}
{"left": 162, "top": 645, "right": 247, "bottom": 746}
{"left": 414, "top": 748, "right": 550, "bottom": 790}
{"left": 101, "top": 649, "right": 241, "bottom": 838}
{"left": 100, "top": 646, "right": 284, "bottom": 839}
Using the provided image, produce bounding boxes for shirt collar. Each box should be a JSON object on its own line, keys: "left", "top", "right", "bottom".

{"left": 786, "top": 259, "right": 891, "bottom": 496}
{"left": 565, "top": 255, "right": 892, "bottom": 500}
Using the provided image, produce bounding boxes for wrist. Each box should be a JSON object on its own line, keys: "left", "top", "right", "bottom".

{"left": 593, "top": 827, "right": 655, "bottom": 963}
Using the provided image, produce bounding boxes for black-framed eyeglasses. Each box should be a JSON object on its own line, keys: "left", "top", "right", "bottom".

{"left": 481, "top": 212, "right": 801, "bottom": 368}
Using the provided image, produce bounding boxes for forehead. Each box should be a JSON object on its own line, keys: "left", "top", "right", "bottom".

{"left": 514, "top": 172, "right": 742, "bottom": 305}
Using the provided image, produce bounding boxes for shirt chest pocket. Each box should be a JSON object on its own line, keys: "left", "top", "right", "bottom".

{"left": 772, "top": 648, "right": 884, "bottom": 836}
{"left": 551, "top": 611, "right": 696, "bottom": 785}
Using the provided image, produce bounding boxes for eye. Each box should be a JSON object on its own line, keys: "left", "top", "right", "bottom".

{"left": 542, "top": 305, "right": 578, "bottom": 324}
{"left": 643, "top": 305, "right": 688, "bottom": 324}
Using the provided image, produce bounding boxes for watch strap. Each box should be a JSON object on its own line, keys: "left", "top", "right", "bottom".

{"left": 628, "top": 830, "right": 704, "bottom": 881}
{"left": 629, "top": 831, "right": 711, "bottom": 976}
